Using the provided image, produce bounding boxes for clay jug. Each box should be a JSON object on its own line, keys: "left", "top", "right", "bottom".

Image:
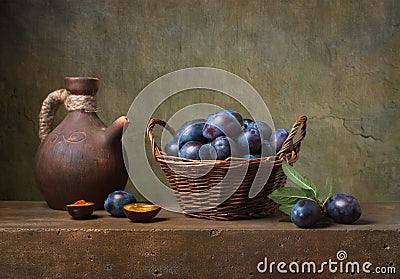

{"left": 34, "top": 77, "right": 128, "bottom": 210}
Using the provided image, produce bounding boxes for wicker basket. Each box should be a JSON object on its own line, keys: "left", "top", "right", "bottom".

{"left": 146, "top": 115, "right": 307, "bottom": 220}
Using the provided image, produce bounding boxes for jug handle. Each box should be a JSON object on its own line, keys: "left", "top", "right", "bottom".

{"left": 38, "top": 89, "right": 70, "bottom": 142}
{"left": 38, "top": 88, "right": 97, "bottom": 142}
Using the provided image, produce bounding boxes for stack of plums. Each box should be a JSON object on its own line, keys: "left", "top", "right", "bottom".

{"left": 163, "top": 109, "right": 290, "bottom": 160}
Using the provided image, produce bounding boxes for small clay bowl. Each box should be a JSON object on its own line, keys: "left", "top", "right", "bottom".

{"left": 66, "top": 202, "right": 95, "bottom": 219}
{"left": 123, "top": 203, "right": 161, "bottom": 222}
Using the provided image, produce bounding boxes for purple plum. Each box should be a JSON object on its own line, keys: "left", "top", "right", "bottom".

{"left": 199, "top": 143, "right": 217, "bottom": 160}
{"left": 202, "top": 109, "right": 243, "bottom": 140}
{"left": 178, "top": 141, "right": 203, "bottom": 160}
{"left": 174, "top": 119, "right": 207, "bottom": 148}
{"left": 104, "top": 190, "right": 136, "bottom": 217}
{"left": 326, "top": 194, "right": 362, "bottom": 224}
{"left": 247, "top": 121, "right": 272, "bottom": 141}
{"left": 211, "top": 136, "right": 238, "bottom": 160}
{"left": 242, "top": 118, "right": 254, "bottom": 130}
{"left": 270, "top": 128, "right": 289, "bottom": 152}
{"left": 236, "top": 128, "right": 261, "bottom": 155}
{"left": 164, "top": 140, "right": 179, "bottom": 157}
{"left": 291, "top": 199, "right": 321, "bottom": 228}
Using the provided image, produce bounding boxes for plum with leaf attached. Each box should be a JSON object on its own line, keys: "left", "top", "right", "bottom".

{"left": 325, "top": 194, "right": 361, "bottom": 224}
{"left": 290, "top": 199, "right": 321, "bottom": 228}
{"left": 268, "top": 161, "right": 362, "bottom": 228}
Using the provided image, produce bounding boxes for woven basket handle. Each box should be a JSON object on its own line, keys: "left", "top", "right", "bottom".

{"left": 276, "top": 115, "right": 307, "bottom": 159}
{"left": 146, "top": 118, "right": 176, "bottom": 160}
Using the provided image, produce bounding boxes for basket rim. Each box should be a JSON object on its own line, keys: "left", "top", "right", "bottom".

{"left": 146, "top": 115, "right": 307, "bottom": 166}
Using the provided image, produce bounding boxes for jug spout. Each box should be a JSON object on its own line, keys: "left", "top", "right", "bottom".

{"left": 105, "top": 116, "right": 127, "bottom": 144}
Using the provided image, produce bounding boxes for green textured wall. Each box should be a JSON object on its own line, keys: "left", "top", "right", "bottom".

{"left": 0, "top": 0, "right": 399, "bottom": 202}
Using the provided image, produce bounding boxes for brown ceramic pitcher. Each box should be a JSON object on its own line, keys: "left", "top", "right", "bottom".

{"left": 34, "top": 77, "right": 128, "bottom": 210}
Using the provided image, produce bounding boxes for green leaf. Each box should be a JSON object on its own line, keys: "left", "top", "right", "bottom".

{"left": 303, "top": 176, "right": 320, "bottom": 199}
{"left": 279, "top": 204, "right": 294, "bottom": 216}
{"left": 325, "top": 176, "right": 333, "bottom": 198}
{"left": 322, "top": 176, "right": 333, "bottom": 207}
{"left": 301, "top": 187, "right": 316, "bottom": 201}
{"left": 282, "top": 161, "right": 318, "bottom": 198}
{"left": 268, "top": 187, "right": 312, "bottom": 206}
{"left": 279, "top": 215, "right": 292, "bottom": 222}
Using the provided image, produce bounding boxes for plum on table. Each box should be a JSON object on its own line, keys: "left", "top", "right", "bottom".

{"left": 325, "top": 194, "right": 361, "bottom": 224}
{"left": 104, "top": 191, "right": 136, "bottom": 217}
{"left": 290, "top": 199, "right": 321, "bottom": 228}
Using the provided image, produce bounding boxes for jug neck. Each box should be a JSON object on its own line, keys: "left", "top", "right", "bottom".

{"left": 64, "top": 77, "right": 99, "bottom": 96}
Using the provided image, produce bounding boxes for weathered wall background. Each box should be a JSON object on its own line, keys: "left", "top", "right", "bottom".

{"left": 0, "top": 0, "right": 399, "bottom": 202}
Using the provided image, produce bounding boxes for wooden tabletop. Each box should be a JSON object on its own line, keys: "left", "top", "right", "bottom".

{"left": 0, "top": 201, "right": 399, "bottom": 278}
{"left": 1, "top": 201, "right": 399, "bottom": 231}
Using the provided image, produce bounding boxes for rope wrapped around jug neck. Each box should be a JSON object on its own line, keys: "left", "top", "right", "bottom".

{"left": 38, "top": 89, "right": 97, "bottom": 142}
